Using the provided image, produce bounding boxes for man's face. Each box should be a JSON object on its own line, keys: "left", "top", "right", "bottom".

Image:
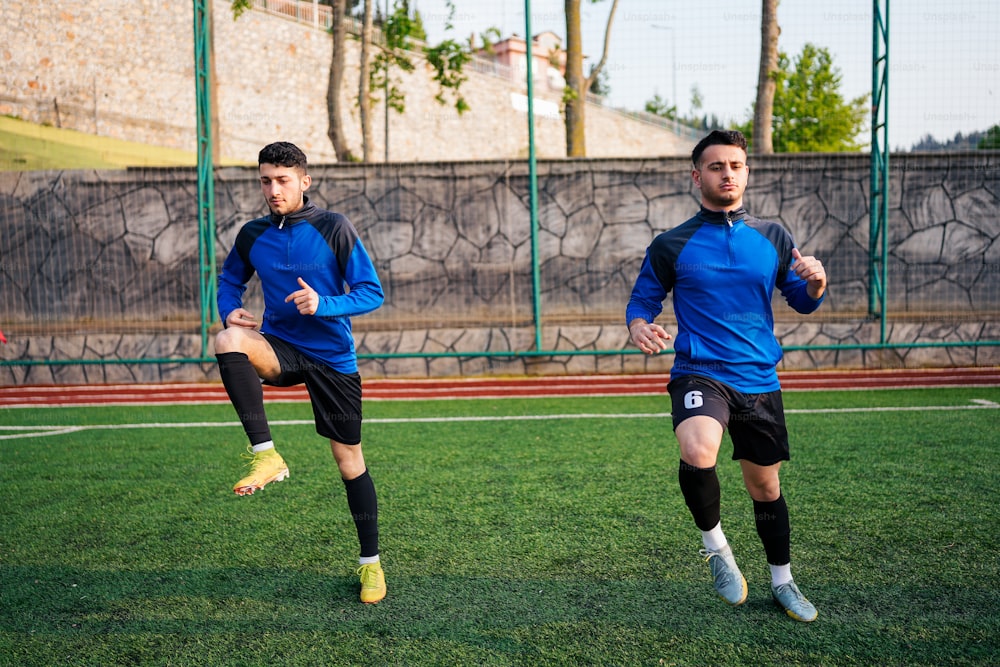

{"left": 259, "top": 162, "right": 311, "bottom": 216}
{"left": 692, "top": 144, "right": 749, "bottom": 211}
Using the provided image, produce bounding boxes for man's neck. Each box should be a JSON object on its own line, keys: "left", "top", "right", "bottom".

{"left": 701, "top": 201, "right": 744, "bottom": 213}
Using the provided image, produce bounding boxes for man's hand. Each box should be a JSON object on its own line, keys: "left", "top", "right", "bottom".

{"left": 792, "top": 248, "right": 827, "bottom": 300}
{"left": 285, "top": 277, "right": 320, "bottom": 315}
{"left": 226, "top": 308, "right": 258, "bottom": 329}
{"left": 628, "top": 318, "right": 672, "bottom": 355}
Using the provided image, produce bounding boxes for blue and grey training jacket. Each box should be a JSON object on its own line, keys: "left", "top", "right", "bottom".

{"left": 626, "top": 206, "right": 824, "bottom": 393}
{"left": 217, "top": 197, "right": 384, "bottom": 373}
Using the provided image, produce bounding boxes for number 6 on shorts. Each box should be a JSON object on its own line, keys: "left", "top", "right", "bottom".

{"left": 684, "top": 390, "right": 704, "bottom": 409}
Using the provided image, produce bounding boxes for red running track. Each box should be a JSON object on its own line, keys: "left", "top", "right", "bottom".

{"left": 0, "top": 367, "right": 998, "bottom": 407}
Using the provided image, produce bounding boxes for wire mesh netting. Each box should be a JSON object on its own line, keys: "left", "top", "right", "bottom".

{"left": 0, "top": 0, "right": 998, "bottom": 368}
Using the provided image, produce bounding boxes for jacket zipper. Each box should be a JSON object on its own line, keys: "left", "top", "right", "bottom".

{"left": 277, "top": 215, "right": 290, "bottom": 267}
{"left": 724, "top": 210, "right": 736, "bottom": 266}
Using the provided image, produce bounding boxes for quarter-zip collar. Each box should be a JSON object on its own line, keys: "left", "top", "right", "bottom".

{"left": 698, "top": 205, "right": 745, "bottom": 266}
{"left": 270, "top": 195, "right": 317, "bottom": 229}
{"left": 698, "top": 205, "right": 747, "bottom": 226}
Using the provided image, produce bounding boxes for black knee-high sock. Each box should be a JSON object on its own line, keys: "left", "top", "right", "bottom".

{"left": 678, "top": 460, "right": 722, "bottom": 531}
{"left": 216, "top": 351, "right": 272, "bottom": 445}
{"left": 344, "top": 469, "right": 379, "bottom": 558}
{"left": 754, "top": 495, "right": 791, "bottom": 565}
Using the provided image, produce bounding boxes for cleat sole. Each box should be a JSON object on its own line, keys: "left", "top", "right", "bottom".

{"left": 719, "top": 576, "right": 748, "bottom": 606}
{"left": 233, "top": 468, "right": 289, "bottom": 496}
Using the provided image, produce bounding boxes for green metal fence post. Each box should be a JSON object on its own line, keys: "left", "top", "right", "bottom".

{"left": 870, "top": 0, "right": 890, "bottom": 343}
{"left": 194, "top": 0, "right": 217, "bottom": 358}
{"left": 524, "top": 0, "right": 543, "bottom": 351}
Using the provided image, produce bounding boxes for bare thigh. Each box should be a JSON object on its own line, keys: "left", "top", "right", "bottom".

{"left": 674, "top": 415, "right": 725, "bottom": 468}
{"left": 215, "top": 327, "right": 282, "bottom": 380}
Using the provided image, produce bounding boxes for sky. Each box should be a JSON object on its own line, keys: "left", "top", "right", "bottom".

{"left": 412, "top": 0, "right": 998, "bottom": 150}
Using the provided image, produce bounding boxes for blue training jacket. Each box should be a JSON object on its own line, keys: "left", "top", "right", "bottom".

{"left": 217, "top": 197, "right": 384, "bottom": 373}
{"left": 626, "top": 206, "right": 824, "bottom": 393}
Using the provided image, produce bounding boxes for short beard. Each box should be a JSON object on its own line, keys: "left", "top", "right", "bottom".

{"left": 703, "top": 190, "right": 742, "bottom": 210}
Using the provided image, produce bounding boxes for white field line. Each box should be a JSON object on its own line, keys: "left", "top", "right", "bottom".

{"left": 0, "top": 402, "right": 997, "bottom": 441}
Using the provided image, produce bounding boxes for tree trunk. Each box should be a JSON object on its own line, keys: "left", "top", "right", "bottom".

{"left": 359, "top": 0, "right": 374, "bottom": 161}
{"left": 563, "top": 0, "right": 585, "bottom": 156}
{"left": 582, "top": 0, "right": 620, "bottom": 95}
{"left": 327, "top": 0, "right": 353, "bottom": 161}
{"left": 564, "top": 0, "right": 619, "bottom": 158}
{"left": 207, "top": 0, "right": 221, "bottom": 163}
{"left": 753, "top": 0, "right": 780, "bottom": 154}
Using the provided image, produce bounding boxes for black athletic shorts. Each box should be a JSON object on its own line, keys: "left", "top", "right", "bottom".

{"left": 262, "top": 334, "right": 363, "bottom": 445}
{"left": 667, "top": 374, "right": 790, "bottom": 466}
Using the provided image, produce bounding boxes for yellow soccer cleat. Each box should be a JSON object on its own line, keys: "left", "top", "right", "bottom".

{"left": 233, "top": 446, "right": 289, "bottom": 496}
{"left": 357, "top": 562, "right": 387, "bottom": 604}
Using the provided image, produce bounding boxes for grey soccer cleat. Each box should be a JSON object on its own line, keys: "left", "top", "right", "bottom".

{"left": 699, "top": 545, "right": 748, "bottom": 606}
{"left": 771, "top": 581, "right": 818, "bottom": 622}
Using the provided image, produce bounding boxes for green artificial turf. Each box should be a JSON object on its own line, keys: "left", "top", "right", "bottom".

{"left": 1, "top": 387, "right": 998, "bottom": 666}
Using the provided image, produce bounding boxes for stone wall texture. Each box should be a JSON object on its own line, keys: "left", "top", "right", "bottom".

{"left": 0, "top": 0, "right": 694, "bottom": 164}
{"left": 2, "top": 152, "right": 998, "bottom": 385}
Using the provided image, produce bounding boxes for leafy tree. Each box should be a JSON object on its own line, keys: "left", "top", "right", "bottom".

{"left": 978, "top": 124, "right": 1000, "bottom": 149}
{"left": 564, "top": 0, "right": 621, "bottom": 157}
{"left": 644, "top": 86, "right": 723, "bottom": 132}
{"left": 423, "top": 3, "right": 472, "bottom": 115}
{"left": 234, "top": 0, "right": 475, "bottom": 161}
{"left": 403, "top": 1, "right": 427, "bottom": 40}
{"left": 369, "top": 1, "right": 474, "bottom": 116}
{"left": 424, "top": 39, "right": 470, "bottom": 113}
{"left": 369, "top": 1, "right": 482, "bottom": 118}
{"left": 644, "top": 93, "right": 675, "bottom": 121}
{"left": 740, "top": 43, "right": 868, "bottom": 152}
{"left": 689, "top": 85, "right": 724, "bottom": 131}
{"left": 910, "top": 130, "right": 986, "bottom": 151}
{"left": 369, "top": 1, "right": 418, "bottom": 115}
{"left": 477, "top": 26, "right": 503, "bottom": 55}
{"left": 690, "top": 85, "right": 703, "bottom": 115}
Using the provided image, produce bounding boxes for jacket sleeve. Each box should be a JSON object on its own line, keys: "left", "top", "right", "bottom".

{"left": 626, "top": 250, "right": 667, "bottom": 325}
{"left": 315, "top": 238, "right": 384, "bottom": 318}
{"left": 216, "top": 242, "right": 254, "bottom": 325}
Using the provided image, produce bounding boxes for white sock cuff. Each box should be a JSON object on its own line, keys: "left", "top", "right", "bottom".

{"left": 251, "top": 441, "right": 275, "bottom": 453}
{"left": 359, "top": 555, "right": 380, "bottom": 565}
{"left": 701, "top": 523, "right": 727, "bottom": 552}
{"left": 770, "top": 563, "right": 793, "bottom": 587}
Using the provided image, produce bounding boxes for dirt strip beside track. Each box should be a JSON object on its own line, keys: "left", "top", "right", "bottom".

{"left": 0, "top": 367, "right": 998, "bottom": 407}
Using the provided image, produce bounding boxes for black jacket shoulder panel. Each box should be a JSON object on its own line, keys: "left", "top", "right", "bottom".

{"left": 234, "top": 217, "right": 271, "bottom": 275}
{"left": 648, "top": 215, "right": 703, "bottom": 291}
{"left": 307, "top": 211, "right": 360, "bottom": 275}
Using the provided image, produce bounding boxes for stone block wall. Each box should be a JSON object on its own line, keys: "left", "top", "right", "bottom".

{"left": 1, "top": 152, "right": 998, "bottom": 385}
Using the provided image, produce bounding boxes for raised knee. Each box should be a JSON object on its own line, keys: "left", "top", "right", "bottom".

{"left": 679, "top": 440, "right": 720, "bottom": 469}
{"left": 215, "top": 326, "right": 245, "bottom": 354}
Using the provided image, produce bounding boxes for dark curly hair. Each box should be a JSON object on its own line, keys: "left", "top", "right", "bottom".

{"left": 258, "top": 142, "right": 308, "bottom": 171}
{"left": 691, "top": 130, "right": 748, "bottom": 168}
